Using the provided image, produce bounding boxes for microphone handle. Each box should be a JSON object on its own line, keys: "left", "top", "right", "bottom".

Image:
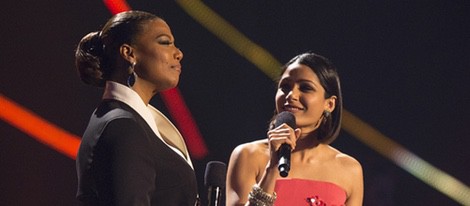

{"left": 278, "top": 144, "right": 291, "bottom": 177}
{"left": 207, "top": 186, "right": 222, "bottom": 206}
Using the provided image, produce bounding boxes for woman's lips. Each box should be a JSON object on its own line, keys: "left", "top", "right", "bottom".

{"left": 283, "top": 105, "right": 304, "bottom": 112}
{"left": 171, "top": 64, "right": 181, "bottom": 72}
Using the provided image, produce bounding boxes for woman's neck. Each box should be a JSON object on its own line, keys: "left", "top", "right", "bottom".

{"left": 292, "top": 134, "right": 324, "bottom": 162}
{"left": 295, "top": 135, "right": 320, "bottom": 150}
{"left": 131, "top": 84, "right": 153, "bottom": 105}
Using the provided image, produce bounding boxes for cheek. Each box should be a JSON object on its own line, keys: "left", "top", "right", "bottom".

{"left": 150, "top": 52, "right": 164, "bottom": 63}
{"left": 148, "top": 54, "right": 168, "bottom": 73}
{"left": 305, "top": 99, "right": 325, "bottom": 116}
{"left": 275, "top": 91, "right": 285, "bottom": 110}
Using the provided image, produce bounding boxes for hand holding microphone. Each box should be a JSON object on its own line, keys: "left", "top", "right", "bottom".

{"left": 271, "top": 111, "right": 297, "bottom": 177}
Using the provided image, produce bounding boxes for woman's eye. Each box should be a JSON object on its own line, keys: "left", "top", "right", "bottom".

{"left": 157, "top": 37, "right": 173, "bottom": 45}
{"left": 159, "top": 40, "right": 173, "bottom": 45}
{"left": 279, "top": 84, "right": 290, "bottom": 92}
{"left": 300, "top": 85, "right": 314, "bottom": 91}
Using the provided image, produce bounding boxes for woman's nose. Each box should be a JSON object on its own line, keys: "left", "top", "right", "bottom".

{"left": 286, "top": 87, "right": 299, "bottom": 101}
{"left": 175, "top": 48, "right": 183, "bottom": 61}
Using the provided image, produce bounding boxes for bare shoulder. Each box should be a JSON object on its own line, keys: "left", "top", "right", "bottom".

{"left": 232, "top": 139, "right": 269, "bottom": 156}
{"left": 327, "top": 146, "right": 362, "bottom": 170}
{"left": 228, "top": 139, "right": 270, "bottom": 178}
{"left": 326, "top": 145, "right": 364, "bottom": 200}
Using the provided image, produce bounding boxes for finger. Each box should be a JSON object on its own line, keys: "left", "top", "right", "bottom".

{"left": 268, "top": 136, "right": 296, "bottom": 151}
{"left": 268, "top": 127, "right": 296, "bottom": 149}
{"left": 267, "top": 130, "right": 291, "bottom": 139}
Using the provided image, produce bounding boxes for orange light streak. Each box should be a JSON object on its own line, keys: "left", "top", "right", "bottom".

{"left": 0, "top": 94, "right": 80, "bottom": 159}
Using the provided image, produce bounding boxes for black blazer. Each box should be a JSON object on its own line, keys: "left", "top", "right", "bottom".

{"left": 76, "top": 100, "right": 198, "bottom": 206}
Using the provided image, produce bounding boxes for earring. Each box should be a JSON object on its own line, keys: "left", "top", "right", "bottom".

{"left": 323, "top": 110, "right": 331, "bottom": 118}
{"left": 127, "top": 62, "right": 136, "bottom": 87}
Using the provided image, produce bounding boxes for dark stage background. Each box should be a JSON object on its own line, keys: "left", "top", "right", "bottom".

{"left": 1, "top": 0, "right": 469, "bottom": 205}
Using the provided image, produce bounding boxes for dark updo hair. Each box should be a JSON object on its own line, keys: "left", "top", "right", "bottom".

{"left": 271, "top": 52, "right": 343, "bottom": 144}
{"left": 75, "top": 10, "right": 161, "bottom": 87}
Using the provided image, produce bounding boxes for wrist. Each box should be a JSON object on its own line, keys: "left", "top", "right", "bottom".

{"left": 248, "top": 184, "right": 277, "bottom": 206}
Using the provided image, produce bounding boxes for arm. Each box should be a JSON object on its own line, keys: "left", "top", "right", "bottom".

{"left": 226, "top": 124, "right": 299, "bottom": 206}
{"left": 344, "top": 157, "right": 364, "bottom": 206}
{"left": 226, "top": 124, "right": 301, "bottom": 205}
{"left": 226, "top": 144, "right": 260, "bottom": 206}
{"left": 226, "top": 142, "right": 280, "bottom": 206}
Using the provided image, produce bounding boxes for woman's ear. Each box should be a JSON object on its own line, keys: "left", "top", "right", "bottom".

{"left": 120, "top": 43, "right": 136, "bottom": 64}
{"left": 324, "top": 95, "right": 337, "bottom": 112}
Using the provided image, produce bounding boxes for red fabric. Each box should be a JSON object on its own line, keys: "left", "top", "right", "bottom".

{"left": 274, "top": 178, "right": 347, "bottom": 206}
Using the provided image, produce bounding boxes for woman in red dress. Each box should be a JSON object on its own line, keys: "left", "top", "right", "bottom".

{"left": 226, "top": 52, "right": 363, "bottom": 206}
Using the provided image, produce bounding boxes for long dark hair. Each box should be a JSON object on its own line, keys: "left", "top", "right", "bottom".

{"left": 75, "top": 10, "right": 160, "bottom": 87}
{"left": 271, "top": 52, "right": 343, "bottom": 144}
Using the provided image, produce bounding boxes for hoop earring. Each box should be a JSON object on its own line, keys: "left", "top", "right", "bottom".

{"left": 127, "top": 62, "right": 136, "bottom": 87}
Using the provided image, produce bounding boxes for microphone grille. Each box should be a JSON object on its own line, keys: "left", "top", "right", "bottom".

{"left": 274, "top": 111, "right": 296, "bottom": 129}
{"left": 204, "top": 161, "right": 227, "bottom": 188}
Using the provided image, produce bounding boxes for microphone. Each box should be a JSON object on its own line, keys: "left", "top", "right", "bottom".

{"left": 273, "top": 111, "right": 296, "bottom": 177}
{"left": 204, "top": 161, "right": 227, "bottom": 206}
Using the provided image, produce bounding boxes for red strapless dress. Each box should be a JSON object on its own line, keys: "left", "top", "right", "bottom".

{"left": 274, "top": 178, "right": 347, "bottom": 206}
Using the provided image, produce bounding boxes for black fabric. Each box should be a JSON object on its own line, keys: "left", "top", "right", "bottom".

{"left": 76, "top": 100, "right": 198, "bottom": 206}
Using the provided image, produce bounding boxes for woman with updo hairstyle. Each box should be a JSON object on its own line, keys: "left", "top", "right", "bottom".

{"left": 75, "top": 10, "right": 199, "bottom": 206}
{"left": 226, "top": 52, "right": 364, "bottom": 206}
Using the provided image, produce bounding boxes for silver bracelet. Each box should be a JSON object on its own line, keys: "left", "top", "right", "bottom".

{"left": 248, "top": 184, "right": 277, "bottom": 206}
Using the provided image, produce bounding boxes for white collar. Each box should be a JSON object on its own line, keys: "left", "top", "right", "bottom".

{"left": 102, "top": 81, "right": 162, "bottom": 138}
